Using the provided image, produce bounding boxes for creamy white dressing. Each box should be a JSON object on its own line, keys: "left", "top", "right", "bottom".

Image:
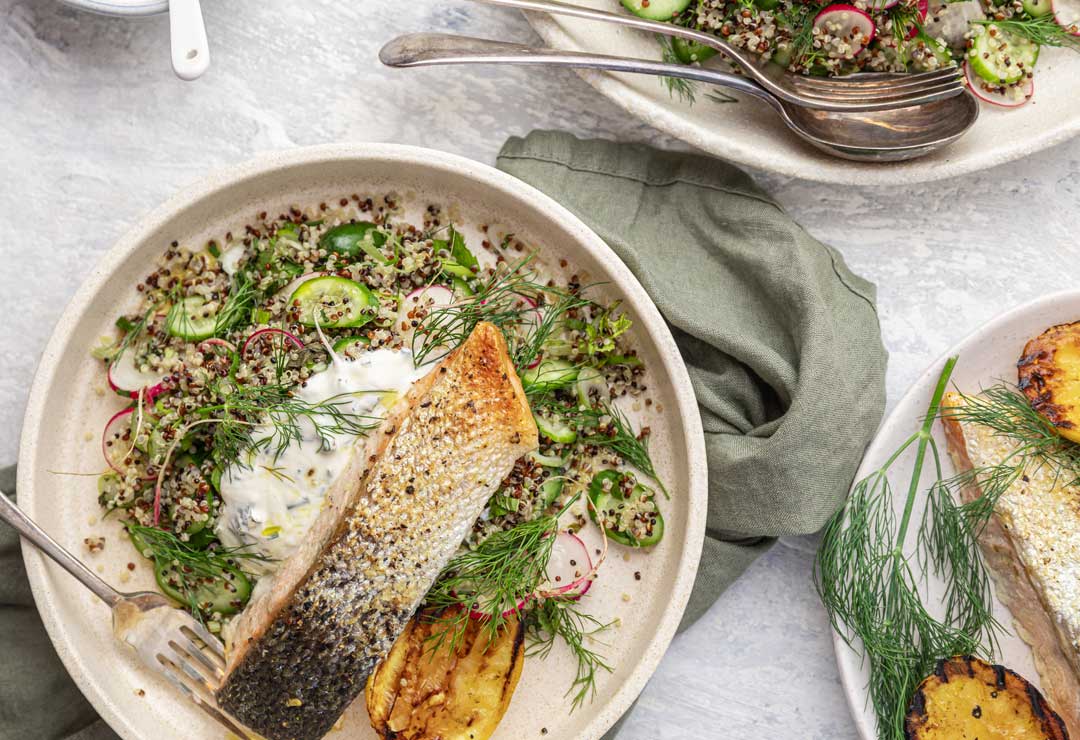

{"left": 215, "top": 348, "right": 432, "bottom": 571}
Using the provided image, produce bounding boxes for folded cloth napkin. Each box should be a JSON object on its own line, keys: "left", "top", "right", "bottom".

{"left": 0, "top": 132, "right": 886, "bottom": 740}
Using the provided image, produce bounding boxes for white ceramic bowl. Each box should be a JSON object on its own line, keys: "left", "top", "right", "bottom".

{"left": 527, "top": 2, "right": 1079, "bottom": 184}
{"left": 834, "top": 289, "right": 1080, "bottom": 737}
{"left": 59, "top": 0, "right": 167, "bottom": 17}
{"left": 17, "top": 144, "right": 707, "bottom": 740}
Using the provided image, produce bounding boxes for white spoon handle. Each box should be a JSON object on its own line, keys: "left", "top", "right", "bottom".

{"left": 169, "top": 0, "right": 210, "bottom": 81}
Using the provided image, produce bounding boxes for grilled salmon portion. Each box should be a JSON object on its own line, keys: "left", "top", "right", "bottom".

{"left": 216, "top": 322, "right": 538, "bottom": 740}
{"left": 942, "top": 392, "right": 1080, "bottom": 736}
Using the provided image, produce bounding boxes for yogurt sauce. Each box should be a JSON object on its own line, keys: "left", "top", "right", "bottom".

{"left": 215, "top": 348, "right": 432, "bottom": 571}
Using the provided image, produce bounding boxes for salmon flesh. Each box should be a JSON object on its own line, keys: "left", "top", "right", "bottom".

{"left": 216, "top": 322, "right": 538, "bottom": 739}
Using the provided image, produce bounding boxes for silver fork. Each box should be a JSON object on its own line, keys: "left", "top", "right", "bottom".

{"left": 469, "top": 0, "right": 965, "bottom": 112}
{"left": 0, "top": 491, "right": 252, "bottom": 739}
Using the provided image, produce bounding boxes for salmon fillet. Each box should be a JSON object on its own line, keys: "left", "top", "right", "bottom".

{"left": 942, "top": 392, "right": 1080, "bottom": 736}
{"left": 216, "top": 322, "right": 538, "bottom": 740}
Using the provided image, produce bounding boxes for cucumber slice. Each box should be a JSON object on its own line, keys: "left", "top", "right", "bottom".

{"left": 534, "top": 411, "right": 577, "bottom": 444}
{"left": 1022, "top": 0, "right": 1052, "bottom": 15}
{"left": 529, "top": 450, "right": 568, "bottom": 467}
{"left": 332, "top": 335, "right": 371, "bottom": 356}
{"left": 771, "top": 44, "right": 794, "bottom": 68}
{"left": 968, "top": 26, "right": 1039, "bottom": 84}
{"left": 450, "top": 276, "right": 475, "bottom": 297}
{"left": 154, "top": 560, "right": 252, "bottom": 616}
{"left": 621, "top": 0, "right": 692, "bottom": 20}
{"left": 540, "top": 477, "right": 565, "bottom": 510}
{"left": 320, "top": 222, "right": 391, "bottom": 264}
{"left": 289, "top": 276, "right": 379, "bottom": 329}
{"left": 521, "top": 359, "right": 579, "bottom": 393}
{"left": 587, "top": 472, "right": 664, "bottom": 547}
{"left": 575, "top": 366, "right": 610, "bottom": 408}
{"left": 165, "top": 296, "right": 218, "bottom": 341}
{"left": 671, "top": 38, "right": 718, "bottom": 65}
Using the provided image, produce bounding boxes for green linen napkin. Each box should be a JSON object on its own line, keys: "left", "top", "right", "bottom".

{"left": 497, "top": 131, "right": 887, "bottom": 629}
{"left": 0, "top": 132, "right": 886, "bottom": 740}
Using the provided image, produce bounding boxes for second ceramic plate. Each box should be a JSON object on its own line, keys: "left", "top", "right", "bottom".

{"left": 527, "top": 2, "right": 1079, "bottom": 184}
{"left": 834, "top": 290, "right": 1080, "bottom": 737}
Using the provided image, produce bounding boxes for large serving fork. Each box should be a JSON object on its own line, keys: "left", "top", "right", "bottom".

{"left": 0, "top": 491, "right": 252, "bottom": 739}
{"left": 470, "top": 0, "right": 965, "bottom": 112}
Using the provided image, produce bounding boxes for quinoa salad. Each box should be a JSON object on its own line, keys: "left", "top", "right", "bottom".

{"left": 91, "top": 195, "right": 668, "bottom": 704}
{"left": 621, "top": 0, "right": 1080, "bottom": 107}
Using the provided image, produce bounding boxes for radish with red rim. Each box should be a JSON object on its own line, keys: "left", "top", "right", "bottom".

{"left": 395, "top": 284, "right": 455, "bottom": 334}
{"left": 540, "top": 531, "right": 595, "bottom": 597}
{"left": 241, "top": 327, "right": 305, "bottom": 357}
{"left": 101, "top": 407, "right": 155, "bottom": 480}
{"left": 964, "top": 60, "right": 1034, "bottom": 107}
{"left": 814, "top": 5, "right": 876, "bottom": 57}
{"left": 107, "top": 351, "right": 166, "bottom": 401}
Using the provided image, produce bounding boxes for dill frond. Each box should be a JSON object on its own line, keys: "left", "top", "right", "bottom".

{"left": 973, "top": 16, "right": 1080, "bottom": 50}
{"left": 814, "top": 357, "right": 1001, "bottom": 740}
{"left": 658, "top": 35, "right": 698, "bottom": 104}
{"left": 525, "top": 597, "right": 614, "bottom": 711}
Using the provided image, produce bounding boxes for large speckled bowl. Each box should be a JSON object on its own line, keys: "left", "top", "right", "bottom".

{"left": 527, "top": 1, "right": 1079, "bottom": 184}
{"left": 17, "top": 144, "right": 706, "bottom": 740}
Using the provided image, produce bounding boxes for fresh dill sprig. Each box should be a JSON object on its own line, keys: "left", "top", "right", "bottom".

{"left": 557, "top": 401, "right": 669, "bottom": 499}
{"left": 939, "top": 383, "right": 1080, "bottom": 519}
{"left": 972, "top": 16, "right": 1080, "bottom": 50}
{"left": 411, "top": 257, "right": 587, "bottom": 370}
{"left": 814, "top": 357, "right": 1000, "bottom": 740}
{"left": 213, "top": 271, "right": 257, "bottom": 336}
{"left": 658, "top": 35, "right": 698, "bottom": 104}
{"left": 197, "top": 382, "right": 380, "bottom": 465}
{"left": 425, "top": 512, "right": 563, "bottom": 650}
{"left": 525, "top": 596, "right": 614, "bottom": 711}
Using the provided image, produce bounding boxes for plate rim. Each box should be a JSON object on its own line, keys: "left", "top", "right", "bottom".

{"left": 526, "top": 11, "right": 1080, "bottom": 185}
{"left": 57, "top": 0, "right": 168, "bottom": 17}
{"left": 831, "top": 287, "right": 1080, "bottom": 739}
{"left": 16, "top": 143, "right": 708, "bottom": 740}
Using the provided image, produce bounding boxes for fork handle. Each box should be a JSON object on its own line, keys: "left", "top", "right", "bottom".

{"left": 380, "top": 33, "right": 775, "bottom": 105}
{"left": 466, "top": 0, "right": 770, "bottom": 84}
{"left": 0, "top": 490, "right": 121, "bottom": 607}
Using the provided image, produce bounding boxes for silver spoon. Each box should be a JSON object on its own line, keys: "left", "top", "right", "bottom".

{"left": 379, "top": 33, "right": 979, "bottom": 163}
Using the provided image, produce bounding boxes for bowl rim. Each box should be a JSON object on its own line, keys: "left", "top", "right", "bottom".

{"left": 16, "top": 143, "right": 708, "bottom": 740}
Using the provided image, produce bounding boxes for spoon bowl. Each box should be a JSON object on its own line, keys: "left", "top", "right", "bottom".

{"left": 776, "top": 89, "right": 980, "bottom": 162}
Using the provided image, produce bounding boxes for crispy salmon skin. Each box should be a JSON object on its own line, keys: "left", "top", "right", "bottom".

{"left": 215, "top": 322, "right": 537, "bottom": 740}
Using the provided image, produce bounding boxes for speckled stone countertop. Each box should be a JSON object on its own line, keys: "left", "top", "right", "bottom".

{"left": 2, "top": 2, "right": 1078, "bottom": 738}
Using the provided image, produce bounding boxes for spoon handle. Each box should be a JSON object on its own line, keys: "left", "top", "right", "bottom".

{"left": 379, "top": 33, "right": 773, "bottom": 104}
{"left": 169, "top": 0, "right": 210, "bottom": 81}
{"left": 0, "top": 490, "right": 121, "bottom": 607}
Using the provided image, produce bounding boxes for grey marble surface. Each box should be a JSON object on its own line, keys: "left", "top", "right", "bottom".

{"left": 2, "top": 1, "right": 1078, "bottom": 738}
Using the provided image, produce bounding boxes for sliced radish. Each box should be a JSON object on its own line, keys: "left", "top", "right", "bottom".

{"left": 814, "top": 5, "right": 876, "bottom": 56}
{"left": 395, "top": 285, "right": 456, "bottom": 334}
{"left": 540, "top": 531, "right": 594, "bottom": 597}
{"left": 867, "top": 0, "right": 899, "bottom": 8}
{"left": 107, "top": 352, "right": 166, "bottom": 400}
{"left": 964, "top": 61, "right": 1034, "bottom": 107}
{"left": 907, "top": 0, "right": 929, "bottom": 39}
{"left": 241, "top": 327, "right": 304, "bottom": 356}
{"left": 1054, "top": 0, "right": 1080, "bottom": 35}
